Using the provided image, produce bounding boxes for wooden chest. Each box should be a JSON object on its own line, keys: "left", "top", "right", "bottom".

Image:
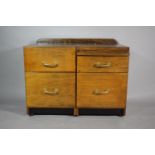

{"left": 24, "top": 38, "right": 129, "bottom": 116}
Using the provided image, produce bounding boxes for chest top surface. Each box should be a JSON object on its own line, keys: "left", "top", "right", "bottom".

{"left": 24, "top": 38, "right": 129, "bottom": 56}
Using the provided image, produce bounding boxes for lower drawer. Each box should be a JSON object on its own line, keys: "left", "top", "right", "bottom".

{"left": 77, "top": 73, "right": 128, "bottom": 108}
{"left": 25, "top": 73, "right": 75, "bottom": 108}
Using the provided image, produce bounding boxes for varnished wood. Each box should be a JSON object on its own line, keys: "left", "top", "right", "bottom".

{"left": 37, "top": 38, "right": 118, "bottom": 45}
{"left": 25, "top": 38, "right": 129, "bottom": 56}
{"left": 25, "top": 73, "right": 75, "bottom": 108}
{"left": 77, "top": 56, "right": 129, "bottom": 73}
{"left": 77, "top": 47, "right": 129, "bottom": 56}
{"left": 24, "top": 47, "right": 75, "bottom": 72}
{"left": 24, "top": 38, "right": 129, "bottom": 116}
{"left": 77, "top": 73, "right": 128, "bottom": 108}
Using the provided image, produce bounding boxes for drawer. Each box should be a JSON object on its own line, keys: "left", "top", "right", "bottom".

{"left": 24, "top": 47, "right": 75, "bottom": 72}
{"left": 25, "top": 73, "right": 75, "bottom": 108}
{"left": 77, "top": 56, "right": 128, "bottom": 72}
{"left": 77, "top": 73, "right": 127, "bottom": 108}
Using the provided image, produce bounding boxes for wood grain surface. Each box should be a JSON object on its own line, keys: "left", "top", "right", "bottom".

{"left": 77, "top": 56, "right": 129, "bottom": 73}
{"left": 24, "top": 47, "right": 75, "bottom": 72}
{"left": 25, "top": 73, "right": 75, "bottom": 108}
{"left": 24, "top": 38, "right": 129, "bottom": 115}
{"left": 77, "top": 73, "right": 128, "bottom": 108}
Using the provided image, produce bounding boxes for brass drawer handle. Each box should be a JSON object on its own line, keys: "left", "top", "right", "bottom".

{"left": 42, "top": 62, "right": 58, "bottom": 68}
{"left": 94, "top": 62, "right": 111, "bottom": 68}
{"left": 93, "top": 89, "right": 110, "bottom": 95}
{"left": 44, "top": 88, "right": 59, "bottom": 95}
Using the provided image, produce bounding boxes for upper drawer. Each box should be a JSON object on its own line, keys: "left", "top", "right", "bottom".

{"left": 24, "top": 47, "right": 75, "bottom": 72}
{"left": 77, "top": 56, "right": 129, "bottom": 73}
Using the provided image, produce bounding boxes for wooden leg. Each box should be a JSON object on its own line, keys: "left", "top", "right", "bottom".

{"left": 122, "top": 108, "right": 126, "bottom": 116}
{"left": 118, "top": 109, "right": 126, "bottom": 116}
{"left": 27, "top": 108, "right": 34, "bottom": 116}
{"left": 74, "top": 108, "right": 79, "bottom": 116}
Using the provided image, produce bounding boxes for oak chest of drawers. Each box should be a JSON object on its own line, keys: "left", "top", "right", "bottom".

{"left": 24, "top": 38, "right": 129, "bottom": 116}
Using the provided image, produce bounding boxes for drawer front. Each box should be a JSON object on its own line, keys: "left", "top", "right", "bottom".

{"left": 77, "top": 56, "right": 128, "bottom": 72}
{"left": 24, "top": 47, "right": 75, "bottom": 72}
{"left": 25, "top": 73, "right": 75, "bottom": 108}
{"left": 77, "top": 73, "right": 127, "bottom": 108}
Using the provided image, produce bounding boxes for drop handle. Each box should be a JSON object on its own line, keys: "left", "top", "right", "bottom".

{"left": 94, "top": 62, "right": 111, "bottom": 68}
{"left": 44, "top": 88, "right": 59, "bottom": 95}
{"left": 93, "top": 89, "right": 110, "bottom": 95}
{"left": 42, "top": 61, "right": 58, "bottom": 68}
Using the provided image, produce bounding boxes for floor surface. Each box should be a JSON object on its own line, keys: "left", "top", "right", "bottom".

{"left": 0, "top": 96, "right": 155, "bottom": 129}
